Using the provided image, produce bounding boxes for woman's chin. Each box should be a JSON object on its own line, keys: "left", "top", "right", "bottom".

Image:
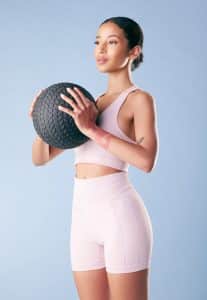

{"left": 96, "top": 65, "right": 109, "bottom": 73}
{"left": 96, "top": 64, "right": 118, "bottom": 73}
{"left": 97, "top": 69, "right": 108, "bottom": 73}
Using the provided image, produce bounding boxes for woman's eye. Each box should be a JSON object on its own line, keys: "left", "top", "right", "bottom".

{"left": 109, "top": 40, "right": 118, "bottom": 44}
{"left": 94, "top": 40, "right": 117, "bottom": 46}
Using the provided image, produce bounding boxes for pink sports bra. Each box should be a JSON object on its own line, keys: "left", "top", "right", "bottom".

{"left": 73, "top": 85, "right": 139, "bottom": 172}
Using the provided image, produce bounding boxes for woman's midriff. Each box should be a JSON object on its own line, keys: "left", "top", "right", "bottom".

{"left": 75, "top": 163, "right": 123, "bottom": 179}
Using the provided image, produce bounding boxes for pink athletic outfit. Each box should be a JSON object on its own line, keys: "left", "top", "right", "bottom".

{"left": 70, "top": 85, "right": 153, "bottom": 273}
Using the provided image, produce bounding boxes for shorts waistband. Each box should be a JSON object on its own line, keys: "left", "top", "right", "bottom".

{"left": 73, "top": 171, "right": 131, "bottom": 191}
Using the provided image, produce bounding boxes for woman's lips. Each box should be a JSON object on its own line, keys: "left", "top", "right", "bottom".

{"left": 97, "top": 58, "right": 108, "bottom": 65}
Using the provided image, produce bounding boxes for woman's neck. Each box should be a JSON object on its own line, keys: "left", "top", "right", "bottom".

{"left": 105, "top": 68, "right": 134, "bottom": 95}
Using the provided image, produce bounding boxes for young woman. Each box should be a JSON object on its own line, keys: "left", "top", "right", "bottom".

{"left": 29, "top": 16, "right": 158, "bottom": 300}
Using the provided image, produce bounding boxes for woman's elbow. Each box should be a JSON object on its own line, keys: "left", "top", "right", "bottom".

{"left": 145, "top": 164, "right": 154, "bottom": 173}
{"left": 145, "top": 155, "right": 158, "bottom": 173}
{"left": 32, "top": 158, "right": 48, "bottom": 167}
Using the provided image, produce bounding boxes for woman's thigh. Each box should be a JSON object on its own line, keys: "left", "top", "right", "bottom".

{"left": 104, "top": 183, "right": 153, "bottom": 274}
{"left": 107, "top": 268, "right": 149, "bottom": 300}
{"left": 73, "top": 267, "right": 109, "bottom": 300}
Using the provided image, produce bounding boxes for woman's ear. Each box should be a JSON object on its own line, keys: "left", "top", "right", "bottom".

{"left": 129, "top": 45, "right": 142, "bottom": 61}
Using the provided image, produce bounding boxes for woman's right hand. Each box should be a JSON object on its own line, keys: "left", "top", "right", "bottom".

{"left": 28, "top": 88, "right": 45, "bottom": 119}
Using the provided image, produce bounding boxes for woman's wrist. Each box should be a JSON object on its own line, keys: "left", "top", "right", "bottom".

{"left": 86, "top": 125, "right": 112, "bottom": 150}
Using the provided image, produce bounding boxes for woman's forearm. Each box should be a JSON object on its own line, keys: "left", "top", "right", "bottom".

{"left": 32, "top": 135, "right": 50, "bottom": 166}
{"left": 85, "top": 124, "right": 150, "bottom": 172}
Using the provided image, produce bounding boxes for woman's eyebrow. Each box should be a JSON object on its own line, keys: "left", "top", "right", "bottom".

{"left": 96, "top": 34, "right": 121, "bottom": 39}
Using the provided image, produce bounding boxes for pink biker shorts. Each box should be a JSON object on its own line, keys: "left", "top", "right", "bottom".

{"left": 70, "top": 171, "right": 153, "bottom": 273}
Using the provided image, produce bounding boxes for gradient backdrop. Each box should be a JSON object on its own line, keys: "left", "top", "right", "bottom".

{"left": 0, "top": 0, "right": 206, "bottom": 299}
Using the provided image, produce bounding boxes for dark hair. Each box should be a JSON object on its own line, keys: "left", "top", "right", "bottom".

{"left": 101, "top": 16, "right": 144, "bottom": 71}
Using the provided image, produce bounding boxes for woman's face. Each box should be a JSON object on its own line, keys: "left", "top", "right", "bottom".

{"left": 94, "top": 22, "right": 131, "bottom": 73}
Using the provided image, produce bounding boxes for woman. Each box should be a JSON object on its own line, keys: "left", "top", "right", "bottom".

{"left": 29, "top": 16, "right": 158, "bottom": 300}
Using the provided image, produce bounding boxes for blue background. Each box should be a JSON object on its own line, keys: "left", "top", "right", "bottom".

{"left": 1, "top": 0, "right": 206, "bottom": 299}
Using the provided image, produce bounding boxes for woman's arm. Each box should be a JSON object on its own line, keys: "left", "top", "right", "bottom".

{"left": 131, "top": 91, "right": 159, "bottom": 172}
{"left": 85, "top": 91, "right": 159, "bottom": 172}
{"left": 32, "top": 135, "right": 65, "bottom": 166}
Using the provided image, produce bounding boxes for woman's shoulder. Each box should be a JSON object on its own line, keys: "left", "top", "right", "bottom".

{"left": 131, "top": 85, "right": 154, "bottom": 97}
{"left": 129, "top": 87, "right": 155, "bottom": 107}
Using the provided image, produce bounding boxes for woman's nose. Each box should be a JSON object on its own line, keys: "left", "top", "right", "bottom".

{"left": 99, "top": 43, "right": 107, "bottom": 53}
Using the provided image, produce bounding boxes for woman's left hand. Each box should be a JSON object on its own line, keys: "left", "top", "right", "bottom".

{"left": 58, "top": 86, "right": 99, "bottom": 135}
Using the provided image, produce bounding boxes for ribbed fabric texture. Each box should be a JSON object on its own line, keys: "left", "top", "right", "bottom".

{"left": 73, "top": 85, "right": 139, "bottom": 171}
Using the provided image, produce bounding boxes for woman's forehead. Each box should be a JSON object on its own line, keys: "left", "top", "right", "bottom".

{"left": 96, "top": 22, "right": 124, "bottom": 38}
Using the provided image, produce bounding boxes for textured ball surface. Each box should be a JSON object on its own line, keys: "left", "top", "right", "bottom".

{"left": 32, "top": 82, "right": 99, "bottom": 149}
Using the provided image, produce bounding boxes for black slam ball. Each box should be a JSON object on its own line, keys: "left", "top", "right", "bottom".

{"left": 32, "top": 82, "right": 99, "bottom": 149}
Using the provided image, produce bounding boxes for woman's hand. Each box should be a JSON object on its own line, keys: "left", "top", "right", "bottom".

{"left": 28, "top": 88, "right": 46, "bottom": 119}
{"left": 59, "top": 86, "right": 99, "bottom": 135}
{"left": 29, "top": 88, "right": 46, "bottom": 141}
